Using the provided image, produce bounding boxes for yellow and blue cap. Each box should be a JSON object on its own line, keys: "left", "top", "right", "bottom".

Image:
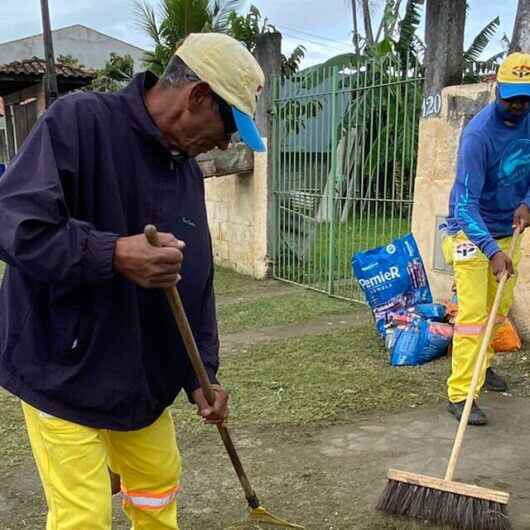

{"left": 497, "top": 52, "right": 530, "bottom": 99}
{"left": 176, "top": 33, "right": 266, "bottom": 152}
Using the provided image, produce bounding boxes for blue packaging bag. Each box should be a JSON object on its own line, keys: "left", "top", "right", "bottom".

{"left": 390, "top": 318, "right": 452, "bottom": 366}
{"left": 390, "top": 321, "right": 425, "bottom": 366}
{"left": 352, "top": 234, "right": 432, "bottom": 335}
{"left": 414, "top": 303, "right": 446, "bottom": 322}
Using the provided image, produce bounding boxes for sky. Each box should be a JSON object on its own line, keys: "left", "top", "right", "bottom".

{"left": 0, "top": 0, "right": 519, "bottom": 69}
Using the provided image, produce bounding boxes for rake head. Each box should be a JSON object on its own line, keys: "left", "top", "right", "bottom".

{"left": 228, "top": 506, "right": 305, "bottom": 529}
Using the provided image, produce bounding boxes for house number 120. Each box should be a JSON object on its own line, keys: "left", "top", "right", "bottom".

{"left": 422, "top": 94, "right": 442, "bottom": 118}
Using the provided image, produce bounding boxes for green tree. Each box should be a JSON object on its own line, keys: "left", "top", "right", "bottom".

{"left": 298, "top": 0, "right": 502, "bottom": 225}
{"left": 228, "top": 5, "right": 306, "bottom": 77}
{"left": 89, "top": 53, "right": 135, "bottom": 92}
{"left": 463, "top": 16, "right": 503, "bottom": 82}
{"left": 133, "top": 0, "right": 244, "bottom": 75}
{"left": 134, "top": 1, "right": 306, "bottom": 78}
{"left": 57, "top": 54, "right": 85, "bottom": 69}
{"left": 345, "top": 0, "right": 503, "bottom": 76}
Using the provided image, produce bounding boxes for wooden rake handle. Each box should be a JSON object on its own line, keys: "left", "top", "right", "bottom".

{"left": 445, "top": 228, "right": 520, "bottom": 481}
{"left": 144, "top": 225, "right": 261, "bottom": 510}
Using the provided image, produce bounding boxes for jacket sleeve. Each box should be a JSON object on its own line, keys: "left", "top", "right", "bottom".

{"left": 0, "top": 97, "right": 119, "bottom": 285}
{"left": 453, "top": 132, "right": 500, "bottom": 259}
{"left": 183, "top": 264, "right": 220, "bottom": 400}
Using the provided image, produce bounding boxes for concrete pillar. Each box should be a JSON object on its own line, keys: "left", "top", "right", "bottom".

{"left": 254, "top": 32, "right": 282, "bottom": 140}
{"left": 254, "top": 32, "right": 282, "bottom": 273}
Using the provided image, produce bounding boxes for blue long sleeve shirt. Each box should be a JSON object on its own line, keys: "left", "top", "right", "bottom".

{"left": 447, "top": 102, "right": 530, "bottom": 258}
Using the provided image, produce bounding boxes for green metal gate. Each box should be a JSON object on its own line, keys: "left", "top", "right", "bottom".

{"left": 271, "top": 54, "right": 424, "bottom": 301}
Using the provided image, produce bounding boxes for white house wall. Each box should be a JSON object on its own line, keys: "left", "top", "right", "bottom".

{"left": 0, "top": 25, "right": 146, "bottom": 72}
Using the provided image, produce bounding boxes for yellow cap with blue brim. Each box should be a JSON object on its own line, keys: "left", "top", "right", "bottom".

{"left": 176, "top": 33, "right": 266, "bottom": 152}
{"left": 497, "top": 52, "right": 530, "bottom": 99}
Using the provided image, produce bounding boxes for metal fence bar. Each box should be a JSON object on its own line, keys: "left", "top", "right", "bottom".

{"left": 271, "top": 76, "right": 278, "bottom": 274}
{"left": 349, "top": 62, "right": 363, "bottom": 299}
{"left": 390, "top": 60, "right": 401, "bottom": 237}
{"left": 310, "top": 66, "right": 317, "bottom": 287}
{"left": 271, "top": 54, "right": 424, "bottom": 303}
{"left": 318, "top": 67, "right": 326, "bottom": 291}
{"left": 280, "top": 77, "right": 288, "bottom": 281}
{"left": 400, "top": 54, "right": 410, "bottom": 223}
{"left": 327, "top": 66, "right": 338, "bottom": 295}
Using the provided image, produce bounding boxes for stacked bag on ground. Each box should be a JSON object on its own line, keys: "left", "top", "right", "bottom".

{"left": 385, "top": 305, "right": 453, "bottom": 366}
{"left": 352, "top": 234, "right": 451, "bottom": 366}
{"left": 352, "top": 234, "right": 432, "bottom": 336}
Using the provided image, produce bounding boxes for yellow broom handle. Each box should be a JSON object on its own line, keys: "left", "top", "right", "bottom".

{"left": 445, "top": 228, "right": 520, "bottom": 481}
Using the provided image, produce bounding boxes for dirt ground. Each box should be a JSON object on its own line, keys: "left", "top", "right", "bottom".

{"left": 2, "top": 394, "right": 530, "bottom": 530}
{"left": 1, "top": 270, "right": 530, "bottom": 529}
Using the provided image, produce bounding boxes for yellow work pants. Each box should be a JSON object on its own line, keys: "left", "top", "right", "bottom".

{"left": 442, "top": 232, "right": 520, "bottom": 403}
{"left": 22, "top": 402, "right": 181, "bottom": 530}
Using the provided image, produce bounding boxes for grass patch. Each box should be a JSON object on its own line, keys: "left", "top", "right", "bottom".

{"left": 174, "top": 325, "right": 530, "bottom": 438}
{"left": 276, "top": 215, "right": 410, "bottom": 288}
{"left": 219, "top": 325, "right": 447, "bottom": 425}
{"left": 0, "top": 391, "right": 31, "bottom": 469}
{"left": 173, "top": 324, "right": 448, "bottom": 436}
{"left": 0, "top": 261, "right": 5, "bottom": 280}
{"left": 214, "top": 266, "right": 270, "bottom": 297}
{"left": 217, "top": 289, "right": 359, "bottom": 335}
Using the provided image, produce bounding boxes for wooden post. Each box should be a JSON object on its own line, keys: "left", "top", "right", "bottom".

{"left": 423, "top": 0, "right": 466, "bottom": 116}
{"left": 361, "top": 0, "right": 375, "bottom": 46}
{"left": 5, "top": 105, "right": 16, "bottom": 161}
{"left": 510, "top": 0, "right": 530, "bottom": 53}
{"left": 254, "top": 32, "right": 282, "bottom": 274}
{"left": 40, "top": 0, "right": 59, "bottom": 108}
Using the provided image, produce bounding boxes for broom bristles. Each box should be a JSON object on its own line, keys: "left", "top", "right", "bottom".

{"left": 377, "top": 479, "right": 512, "bottom": 530}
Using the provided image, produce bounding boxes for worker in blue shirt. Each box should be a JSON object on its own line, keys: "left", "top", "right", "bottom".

{"left": 443, "top": 53, "right": 530, "bottom": 425}
{"left": 0, "top": 34, "right": 265, "bottom": 530}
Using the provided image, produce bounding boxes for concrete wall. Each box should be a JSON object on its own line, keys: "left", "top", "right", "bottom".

{"left": 0, "top": 25, "right": 146, "bottom": 72}
{"left": 204, "top": 146, "right": 269, "bottom": 279}
{"left": 411, "top": 82, "right": 530, "bottom": 340}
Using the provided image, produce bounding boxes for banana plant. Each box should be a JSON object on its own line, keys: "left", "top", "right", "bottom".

{"left": 463, "top": 16, "right": 503, "bottom": 82}
{"left": 133, "top": 0, "right": 245, "bottom": 75}
{"left": 285, "top": 0, "right": 505, "bottom": 223}
{"left": 228, "top": 5, "right": 307, "bottom": 78}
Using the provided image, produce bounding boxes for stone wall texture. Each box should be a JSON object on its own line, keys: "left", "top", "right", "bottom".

{"left": 204, "top": 147, "right": 269, "bottom": 279}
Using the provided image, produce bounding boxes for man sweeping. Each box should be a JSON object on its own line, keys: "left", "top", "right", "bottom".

{"left": 443, "top": 52, "right": 530, "bottom": 425}
{"left": 0, "top": 33, "right": 265, "bottom": 529}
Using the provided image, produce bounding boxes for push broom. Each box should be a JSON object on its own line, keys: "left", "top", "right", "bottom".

{"left": 377, "top": 228, "right": 520, "bottom": 530}
{"left": 145, "top": 225, "right": 304, "bottom": 529}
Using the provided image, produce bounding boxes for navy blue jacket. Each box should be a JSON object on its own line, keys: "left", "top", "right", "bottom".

{"left": 0, "top": 73, "right": 219, "bottom": 430}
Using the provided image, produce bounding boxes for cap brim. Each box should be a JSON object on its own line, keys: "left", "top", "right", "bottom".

{"left": 232, "top": 107, "right": 266, "bottom": 152}
{"left": 498, "top": 82, "right": 530, "bottom": 99}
